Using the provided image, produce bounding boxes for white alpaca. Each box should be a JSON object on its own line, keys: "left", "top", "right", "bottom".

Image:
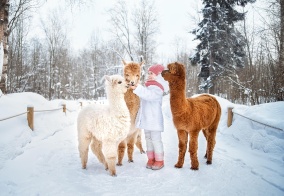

{"left": 77, "top": 75, "right": 130, "bottom": 176}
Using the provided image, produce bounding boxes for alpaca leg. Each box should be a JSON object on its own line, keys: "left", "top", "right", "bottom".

{"left": 189, "top": 131, "right": 199, "bottom": 170}
{"left": 206, "top": 127, "right": 217, "bottom": 165}
{"left": 106, "top": 157, "right": 117, "bottom": 177}
{"left": 102, "top": 141, "right": 117, "bottom": 176}
{"left": 117, "top": 139, "right": 126, "bottom": 166}
{"left": 127, "top": 133, "right": 136, "bottom": 162}
{"left": 78, "top": 133, "right": 92, "bottom": 169}
{"left": 90, "top": 136, "right": 108, "bottom": 170}
{"left": 135, "top": 129, "right": 145, "bottom": 153}
{"left": 175, "top": 129, "right": 188, "bottom": 168}
{"left": 202, "top": 129, "right": 208, "bottom": 158}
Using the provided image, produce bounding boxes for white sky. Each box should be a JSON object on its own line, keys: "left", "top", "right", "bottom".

{"left": 73, "top": 0, "right": 198, "bottom": 49}
{"left": 31, "top": 0, "right": 267, "bottom": 62}
{"left": 32, "top": 0, "right": 201, "bottom": 60}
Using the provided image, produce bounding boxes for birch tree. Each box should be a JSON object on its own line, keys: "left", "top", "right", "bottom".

{"left": 41, "top": 8, "right": 69, "bottom": 100}
{"left": 0, "top": 0, "right": 9, "bottom": 94}
{"left": 1, "top": 0, "right": 90, "bottom": 94}
{"left": 108, "top": 0, "right": 134, "bottom": 60}
{"left": 132, "top": 0, "right": 159, "bottom": 64}
{"left": 0, "top": 0, "right": 40, "bottom": 94}
{"left": 278, "top": 0, "right": 284, "bottom": 100}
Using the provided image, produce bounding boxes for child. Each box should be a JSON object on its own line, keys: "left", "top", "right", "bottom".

{"left": 130, "top": 64, "right": 168, "bottom": 170}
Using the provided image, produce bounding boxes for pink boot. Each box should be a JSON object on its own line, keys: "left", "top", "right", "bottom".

{"left": 152, "top": 161, "right": 164, "bottom": 170}
{"left": 146, "top": 159, "right": 155, "bottom": 169}
{"left": 152, "top": 153, "right": 164, "bottom": 170}
{"left": 146, "top": 151, "right": 155, "bottom": 169}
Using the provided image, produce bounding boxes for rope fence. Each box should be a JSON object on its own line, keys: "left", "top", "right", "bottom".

{"left": 0, "top": 111, "right": 28, "bottom": 121}
{"left": 227, "top": 107, "right": 283, "bottom": 132}
{"left": 34, "top": 108, "right": 63, "bottom": 113}
{"left": 0, "top": 101, "right": 100, "bottom": 131}
{"left": 5, "top": 103, "right": 280, "bottom": 132}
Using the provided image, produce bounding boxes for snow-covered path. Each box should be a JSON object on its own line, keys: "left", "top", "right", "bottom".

{"left": 0, "top": 93, "right": 283, "bottom": 195}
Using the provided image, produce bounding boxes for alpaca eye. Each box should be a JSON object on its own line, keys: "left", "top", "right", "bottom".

{"left": 118, "top": 81, "right": 122, "bottom": 84}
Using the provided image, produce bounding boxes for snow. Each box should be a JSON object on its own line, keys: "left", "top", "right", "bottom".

{"left": 0, "top": 92, "right": 284, "bottom": 195}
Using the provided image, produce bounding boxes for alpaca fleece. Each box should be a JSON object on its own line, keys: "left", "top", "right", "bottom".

{"left": 117, "top": 60, "right": 145, "bottom": 166}
{"left": 77, "top": 75, "right": 130, "bottom": 176}
{"left": 161, "top": 62, "right": 221, "bottom": 170}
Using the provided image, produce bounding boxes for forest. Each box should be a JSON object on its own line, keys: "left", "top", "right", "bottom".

{"left": 0, "top": 0, "right": 283, "bottom": 105}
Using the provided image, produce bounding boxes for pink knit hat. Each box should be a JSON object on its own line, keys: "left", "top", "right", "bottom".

{"left": 148, "top": 64, "right": 164, "bottom": 75}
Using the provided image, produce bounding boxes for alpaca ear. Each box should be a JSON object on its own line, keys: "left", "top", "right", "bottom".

{"left": 139, "top": 61, "right": 145, "bottom": 67}
{"left": 175, "top": 62, "right": 185, "bottom": 76}
{"left": 175, "top": 62, "right": 180, "bottom": 74}
{"left": 122, "top": 60, "right": 127, "bottom": 66}
{"left": 168, "top": 62, "right": 177, "bottom": 74}
{"left": 105, "top": 75, "right": 111, "bottom": 83}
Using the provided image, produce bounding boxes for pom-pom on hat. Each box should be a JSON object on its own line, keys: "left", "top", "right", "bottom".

{"left": 148, "top": 64, "right": 165, "bottom": 75}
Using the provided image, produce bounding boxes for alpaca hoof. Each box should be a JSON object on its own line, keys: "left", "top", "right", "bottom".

{"left": 116, "top": 163, "right": 123, "bottom": 166}
{"left": 174, "top": 163, "right": 183, "bottom": 168}
{"left": 111, "top": 174, "right": 117, "bottom": 177}
{"left": 128, "top": 159, "right": 134, "bottom": 163}
{"left": 190, "top": 167, "right": 199, "bottom": 170}
{"left": 140, "top": 150, "right": 146, "bottom": 154}
{"left": 206, "top": 160, "right": 212, "bottom": 165}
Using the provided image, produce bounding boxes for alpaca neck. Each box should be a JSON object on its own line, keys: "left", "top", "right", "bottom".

{"left": 124, "top": 88, "right": 139, "bottom": 113}
{"left": 169, "top": 80, "right": 188, "bottom": 113}
{"left": 108, "top": 94, "right": 128, "bottom": 115}
{"left": 125, "top": 89, "right": 137, "bottom": 102}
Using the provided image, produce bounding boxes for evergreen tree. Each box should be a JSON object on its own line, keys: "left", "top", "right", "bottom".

{"left": 190, "top": 0, "right": 255, "bottom": 94}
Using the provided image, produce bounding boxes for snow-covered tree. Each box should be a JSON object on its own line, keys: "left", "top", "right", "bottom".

{"left": 0, "top": 0, "right": 41, "bottom": 94}
{"left": 278, "top": 0, "right": 284, "bottom": 101}
{"left": 107, "top": 0, "right": 134, "bottom": 61}
{"left": 132, "top": 0, "right": 159, "bottom": 64}
{"left": 0, "top": 0, "right": 10, "bottom": 94}
{"left": 107, "top": 0, "right": 159, "bottom": 64}
{"left": 190, "top": 0, "right": 255, "bottom": 94}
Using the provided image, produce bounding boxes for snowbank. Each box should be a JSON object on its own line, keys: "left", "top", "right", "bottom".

{"left": 0, "top": 93, "right": 283, "bottom": 195}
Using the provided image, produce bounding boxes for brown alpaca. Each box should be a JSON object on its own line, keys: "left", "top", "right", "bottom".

{"left": 117, "top": 60, "right": 145, "bottom": 165}
{"left": 161, "top": 62, "right": 221, "bottom": 170}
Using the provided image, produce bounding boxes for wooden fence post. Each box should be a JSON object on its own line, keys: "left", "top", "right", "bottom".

{"left": 27, "top": 106, "right": 34, "bottom": 131}
{"left": 62, "top": 104, "right": 66, "bottom": 114}
{"left": 227, "top": 107, "right": 233, "bottom": 127}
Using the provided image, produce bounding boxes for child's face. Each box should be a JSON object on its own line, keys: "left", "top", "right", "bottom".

{"left": 147, "top": 71, "right": 157, "bottom": 80}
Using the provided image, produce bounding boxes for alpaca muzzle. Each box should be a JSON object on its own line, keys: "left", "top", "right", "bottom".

{"left": 130, "top": 81, "right": 135, "bottom": 86}
{"left": 161, "top": 70, "right": 169, "bottom": 77}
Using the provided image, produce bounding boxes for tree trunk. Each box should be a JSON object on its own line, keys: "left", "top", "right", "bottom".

{"left": 208, "top": 0, "right": 217, "bottom": 95}
{"left": 0, "top": 0, "right": 9, "bottom": 94}
{"left": 278, "top": 0, "right": 284, "bottom": 101}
